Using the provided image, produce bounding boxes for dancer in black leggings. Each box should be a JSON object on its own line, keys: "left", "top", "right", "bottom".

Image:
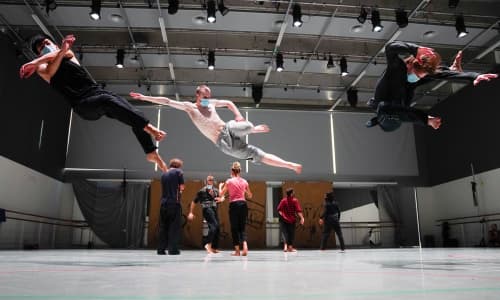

{"left": 319, "top": 191, "right": 345, "bottom": 252}
{"left": 217, "top": 162, "right": 252, "bottom": 256}
{"left": 20, "top": 34, "right": 167, "bottom": 170}
{"left": 188, "top": 175, "right": 221, "bottom": 254}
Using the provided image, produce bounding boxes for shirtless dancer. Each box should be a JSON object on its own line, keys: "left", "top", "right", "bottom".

{"left": 130, "top": 85, "right": 302, "bottom": 174}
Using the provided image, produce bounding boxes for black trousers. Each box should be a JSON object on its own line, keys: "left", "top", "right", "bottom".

{"left": 202, "top": 207, "right": 220, "bottom": 249}
{"left": 229, "top": 201, "right": 248, "bottom": 246}
{"left": 279, "top": 219, "right": 296, "bottom": 245}
{"left": 74, "top": 89, "right": 157, "bottom": 154}
{"left": 320, "top": 216, "right": 345, "bottom": 250}
{"left": 158, "top": 204, "right": 182, "bottom": 253}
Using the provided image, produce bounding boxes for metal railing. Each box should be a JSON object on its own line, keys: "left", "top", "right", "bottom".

{"left": 436, "top": 212, "right": 500, "bottom": 247}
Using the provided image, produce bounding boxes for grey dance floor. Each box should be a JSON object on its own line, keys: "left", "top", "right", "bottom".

{"left": 1, "top": 248, "right": 500, "bottom": 300}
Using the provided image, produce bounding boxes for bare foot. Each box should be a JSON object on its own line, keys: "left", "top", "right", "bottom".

{"left": 231, "top": 252, "right": 241, "bottom": 256}
{"left": 144, "top": 124, "right": 166, "bottom": 142}
{"left": 241, "top": 250, "right": 248, "bottom": 256}
{"left": 292, "top": 163, "right": 302, "bottom": 174}
{"left": 212, "top": 249, "right": 220, "bottom": 253}
{"left": 287, "top": 247, "right": 297, "bottom": 252}
{"left": 146, "top": 151, "right": 167, "bottom": 172}
{"left": 252, "top": 124, "right": 270, "bottom": 133}
{"left": 204, "top": 244, "right": 215, "bottom": 254}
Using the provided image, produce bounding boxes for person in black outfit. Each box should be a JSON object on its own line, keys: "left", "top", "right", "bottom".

{"left": 20, "top": 34, "right": 167, "bottom": 171}
{"left": 187, "top": 175, "right": 220, "bottom": 254}
{"left": 319, "top": 191, "right": 345, "bottom": 252}
{"left": 366, "top": 41, "right": 498, "bottom": 132}
{"left": 157, "top": 158, "right": 185, "bottom": 255}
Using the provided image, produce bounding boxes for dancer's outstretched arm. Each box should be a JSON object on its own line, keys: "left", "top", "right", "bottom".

{"left": 212, "top": 99, "right": 244, "bottom": 121}
{"left": 130, "top": 92, "right": 192, "bottom": 111}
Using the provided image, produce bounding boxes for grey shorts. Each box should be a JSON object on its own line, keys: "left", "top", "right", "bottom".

{"left": 216, "top": 120, "right": 265, "bottom": 163}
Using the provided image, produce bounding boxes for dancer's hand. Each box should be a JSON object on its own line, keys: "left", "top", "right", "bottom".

{"left": 19, "top": 62, "right": 38, "bottom": 79}
{"left": 129, "top": 92, "right": 145, "bottom": 100}
{"left": 427, "top": 116, "right": 441, "bottom": 130}
{"left": 187, "top": 212, "right": 194, "bottom": 221}
{"left": 61, "top": 34, "right": 75, "bottom": 52}
{"left": 300, "top": 218, "right": 305, "bottom": 225}
{"left": 450, "top": 50, "right": 463, "bottom": 72}
{"left": 318, "top": 219, "right": 324, "bottom": 226}
{"left": 215, "top": 196, "right": 224, "bottom": 203}
{"left": 474, "top": 73, "right": 498, "bottom": 86}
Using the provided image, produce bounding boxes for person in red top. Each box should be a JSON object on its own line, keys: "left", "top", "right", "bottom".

{"left": 217, "top": 161, "right": 252, "bottom": 256}
{"left": 277, "top": 188, "right": 305, "bottom": 252}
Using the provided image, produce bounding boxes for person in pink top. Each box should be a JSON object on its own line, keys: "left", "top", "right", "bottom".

{"left": 277, "top": 188, "right": 305, "bottom": 252}
{"left": 217, "top": 162, "right": 252, "bottom": 256}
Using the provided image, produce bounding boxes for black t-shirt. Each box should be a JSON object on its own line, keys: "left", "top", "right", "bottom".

{"left": 194, "top": 185, "right": 219, "bottom": 208}
{"left": 160, "top": 168, "right": 184, "bottom": 205}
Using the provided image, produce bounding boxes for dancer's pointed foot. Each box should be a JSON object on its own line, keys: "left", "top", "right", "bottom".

{"left": 146, "top": 151, "right": 167, "bottom": 172}
{"left": 204, "top": 244, "right": 216, "bottom": 254}
{"left": 252, "top": 124, "right": 270, "bottom": 133}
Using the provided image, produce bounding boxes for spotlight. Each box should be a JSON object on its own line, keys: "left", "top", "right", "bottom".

{"left": 207, "top": 0, "right": 216, "bottom": 23}
{"left": 455, "top": 15, "right": 468, "bottom": 38}
{"left": 276, "top": 52, "right": 284, "bottom": 72}
{"left": 45, "top": 0, "right": 57, "bottom": 14}
{"left": 340, "top": 56, "right": 348, "bottom": 76}
{"left": 317, "top": 87, "right": 320, "bottom": 93}
{"left": 89, "top": 0, "right": 101, "bottom": 20}
{"left": 347, "top": 87, "right": 358, "bottom": 108}
{"left": 116, "top": 49, "right": 125, "bottom": 68}
{"left": 168, "top": 0, "right": 179, "bottom": 15}
{"left": 218, "top": 0, "right": 229, "bottom": 16}
{"left": 208, "top": 50, "right": 215, "bottom": 70}
{"left": 252, "top": 84, "right": 263, "bottom": 107}
{"left": 395, "top": 8, "right": 408, "bottom": 28}
{"left": 292, "top": 4, "right": 303, "bottom": 27}
{"left": 371, "top": 9, "right": 383, "bottom": 32}
{"left": 357, "top": 6, "right": 368, "bottom": 24}
{"left": 327, "top": 55, "right": 334, "bottom": 69}
{"left": 448, "top": 0, "right": 459, "bottom": 8}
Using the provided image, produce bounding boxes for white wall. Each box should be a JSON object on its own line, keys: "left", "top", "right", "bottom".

{"left": 417, "top": 167, "right": 500, "bottom": 247}
{"left": 0, "top": 156, "right": 75, "bottom": 249}
{"left": 341, "top": 203, "right": 381, "bottom": 247}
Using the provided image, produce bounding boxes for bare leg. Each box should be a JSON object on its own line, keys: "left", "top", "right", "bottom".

{"left": 231, "top": 245, "right": 241, "bottom": 256}
{"left": 261, "top": 153, "right": 302, "bottom": 174}
{"left": 283, "top": 243, "right": 288, "bottom": 252}
{"left": 143, "top": 124, "right": 166, "bottom": 142}
{"left": 146, "top": 150, "right": 168, "bottom": 172}
{"left": 204, "top": 243, "right": 215, "bottom": 254}
{"left": 241, "top": 241, "right": 248, "bottom": 256}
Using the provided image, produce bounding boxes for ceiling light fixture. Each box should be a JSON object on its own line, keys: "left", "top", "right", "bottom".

{"left": 292, "top": 4, "right": 303, "bottom": 27}
{"left": 168, "top": 0, "right": 179, "bottom": 15}
{"left": 357, "top": 6, "right": 368, "bottom": 24}
{"left": 208, "top": 50, "right": 215, "bottom": 70}
{"left": 340, "top": 57, "right": 348, "bottom": 76}
{"left": 371, "top": 8, "right": 383, "bottom": 32}
{"left": 207, "top": 0, "right": 216, "bottom": 23}
{"left": 116, "top": 49, "right": 125, "bottom": 68}
{"left": 455, "top": 15, "right": 468, "bottom": 38}
{"left": 89, "top": 0, "right": 101, "bottom": 20}
{"left": 276, "top": 52, "right": 284, "bottom": 72}
{"left": 395, "top": 8, "right": 408, "bottom": 28}
{"left": 218, "top": 0, "right": 229, "bottom": 16}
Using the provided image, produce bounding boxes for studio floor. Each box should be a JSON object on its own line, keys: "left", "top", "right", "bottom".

{"left": 1, "top": 248, "right": 500, "bottom": 299}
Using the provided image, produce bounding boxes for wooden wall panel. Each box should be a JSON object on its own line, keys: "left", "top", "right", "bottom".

{"left": 282, "top": 181, "right": 333, "bottom": 249}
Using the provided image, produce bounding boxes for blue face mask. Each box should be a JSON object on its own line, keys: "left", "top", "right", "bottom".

{"left": 206, "top": 185, "right": 213, "bottom": 190}
{"left": 40, "top": 44, "right": 57, "bottom": 56}
{"left": 200, "top": 98, "right": 210, "bottom": 107}
{"left": 407, "top": 73, "right": 420, "bottom": 83}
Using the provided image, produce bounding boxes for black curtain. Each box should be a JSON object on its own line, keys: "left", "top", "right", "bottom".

{"left": 72, "top": 179, "right": 148, "bottom": 248}
{"left": 377, "top": 186, "right": 402, "bottom": 246}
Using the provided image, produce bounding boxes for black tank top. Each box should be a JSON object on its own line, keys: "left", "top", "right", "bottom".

{"left": 50, "top": 58, "right": 99, "bottom": 106}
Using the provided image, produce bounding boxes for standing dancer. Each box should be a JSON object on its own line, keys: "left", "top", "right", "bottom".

{"left": 217, "top": 162, "right": 251, "bottom": 256}
{"left": 21, "top": 34, "right": 167, "bottom": 170}
{"left": 187, "top": 175, "right": 221, "bottom": 254}
{"left": 319, "top": 191, "right": 345, "bottom": 252}
{"left": 277, "top": 188, "right": 304, "bottom": 252}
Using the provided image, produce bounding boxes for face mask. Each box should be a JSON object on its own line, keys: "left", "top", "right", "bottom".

{"left": 206, "top": 185, "right": 212, "bottom": 190}
{"left": 407, "top": 73, "right": 420, "bottom": 83}
{"left": 201, "top": 98, "right": 210, "bottom": 107}
{"left": 40, "top": 44, "right": 57, "bottom": 56}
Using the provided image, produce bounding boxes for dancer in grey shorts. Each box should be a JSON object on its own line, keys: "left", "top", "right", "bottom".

{"left": 130, "top": 85, "right": 302, "bottom": 174}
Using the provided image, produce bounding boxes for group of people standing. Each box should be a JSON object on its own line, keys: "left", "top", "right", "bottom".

{"left": 157, "top": 159, "right": 345, "bottom": 255}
